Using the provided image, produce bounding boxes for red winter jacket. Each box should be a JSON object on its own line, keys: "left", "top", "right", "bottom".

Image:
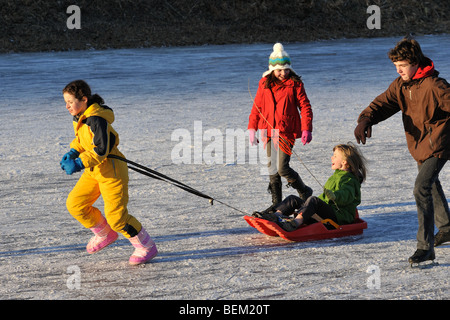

{"left": 248, "top": 77, "right": 313, "bottom": 142}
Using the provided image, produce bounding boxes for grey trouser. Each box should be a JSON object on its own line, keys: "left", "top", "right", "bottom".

{"left": 414, "top": 156, "right": 450, "bottom": 250}
{"left": 266, "top": 138, "right": 297, "bottom": 180}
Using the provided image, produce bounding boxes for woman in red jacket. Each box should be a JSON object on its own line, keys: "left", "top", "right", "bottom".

{"left": 248, "top": 43, "right": 313, "bottom": 206}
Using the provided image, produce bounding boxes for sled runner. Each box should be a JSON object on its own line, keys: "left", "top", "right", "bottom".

{"left": 410, "top": 261, "right": 439, "bottom": 269}
{"left": 244, "top": 210, "right": 367, "bottom": 242}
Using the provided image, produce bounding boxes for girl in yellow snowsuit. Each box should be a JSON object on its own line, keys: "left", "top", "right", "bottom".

{"left": 61, "top": 80, "right": 157, "bottom": 265}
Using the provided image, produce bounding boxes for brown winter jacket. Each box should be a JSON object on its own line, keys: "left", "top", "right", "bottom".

{"left": 357, "top": 59, "right": 450, "bottom": 163}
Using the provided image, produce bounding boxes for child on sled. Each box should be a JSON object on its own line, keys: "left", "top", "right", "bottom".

{"left": 253, "top": 143, "right": 367, "bottom": 232}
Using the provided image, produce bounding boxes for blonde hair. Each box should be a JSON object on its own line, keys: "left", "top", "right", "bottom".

{"left": 333, "top": 142, "right": 367, "bottom": 183}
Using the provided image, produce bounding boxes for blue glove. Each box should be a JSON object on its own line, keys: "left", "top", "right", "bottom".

{"left": 60, "top": 148, "right": 80, "bottom": 170}
{"left": 61, "top": 158, "right": 84, "bottom": 175}
{"left": 61, "top": 148, "right": 80, "bottom": 162}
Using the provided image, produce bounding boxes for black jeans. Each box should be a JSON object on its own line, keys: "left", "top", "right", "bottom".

{"left": 273, "top": 195, "right": 338, "bottom": 224}
{"left": 414, "top": 157, "right": 450, "bottom": 250}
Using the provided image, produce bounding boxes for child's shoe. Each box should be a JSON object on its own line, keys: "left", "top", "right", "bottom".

{"left": 277, "top": 217, "right": 299, "bottom": 232}
{"left": 86, "top": 217, "right": 118, "bottom": 254}
{"left": 252, "top": 207, "right": 279, "bottom": 222}
{"left": 128, "top": 227, "right": 158, "bottom": 265}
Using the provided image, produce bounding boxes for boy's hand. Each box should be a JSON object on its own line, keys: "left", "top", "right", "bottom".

{"left": 354, "top": 118, "right": 372, "bottom": 144}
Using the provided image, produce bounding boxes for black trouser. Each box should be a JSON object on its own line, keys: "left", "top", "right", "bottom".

{"left": 273, "top": 195, "right": 338, "bottom": 224}
{"left": 414, "top": 157, "right": 450, "bottom": 250}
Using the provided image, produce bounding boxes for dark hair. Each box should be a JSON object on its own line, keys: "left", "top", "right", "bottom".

{"left": 264, "top": 69, "right": 302, "bottom": 88}
{"left": 63, "top": 80, "right": 104, "bottom": 105}
{"left": 388, "top": 36, "right": 426, "bottom": 66}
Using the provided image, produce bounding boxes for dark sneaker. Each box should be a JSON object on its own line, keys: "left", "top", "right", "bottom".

{"left": 252, "top": 204, "right": 279, "bottom": 221}
{"left": 434, "top": 230, "right": 450, "bottom": 247}
{"left": 408, "top": 249, "right": 435, "bottom": 264}
{"left": 276, "top": 217, "right": 299, "bottom": 232}
{"left": 252, "top": 211, "right": 279, "bottom": 222}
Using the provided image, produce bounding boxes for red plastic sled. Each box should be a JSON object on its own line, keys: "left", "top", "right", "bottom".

{"left": 244, "top": 210, "right": 367, "bottom": 242}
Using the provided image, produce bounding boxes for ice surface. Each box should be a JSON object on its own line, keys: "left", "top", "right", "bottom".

{"left": 0, "top": 35, "right": 449, "bottom": 301}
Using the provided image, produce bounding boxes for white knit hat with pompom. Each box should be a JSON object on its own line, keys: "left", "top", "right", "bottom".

{"left": 262, "top": 43, "right": 296, "bottom": 77}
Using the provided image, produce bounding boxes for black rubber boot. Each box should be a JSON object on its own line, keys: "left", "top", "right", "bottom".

{"left": 287, "top": 173, "right": 313, "bottom": 202}
{"left": 268, "top": 174, "right": 282, "bottom": 206}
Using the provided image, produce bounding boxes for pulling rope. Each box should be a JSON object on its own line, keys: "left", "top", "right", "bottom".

{"left": 107, "top": 154, "right": 250, "bottom": 215}
{"left": 106, "top": 82, "right": 334, "bottom": 217}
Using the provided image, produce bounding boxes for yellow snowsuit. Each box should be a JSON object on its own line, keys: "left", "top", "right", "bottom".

{"left": 66, "top": 103, "right": 142, "bottom": 238}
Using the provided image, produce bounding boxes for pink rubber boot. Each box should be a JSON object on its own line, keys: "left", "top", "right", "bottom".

{"left": 128, "top": 227, "right": 158, "bottom": 265}
{"left": 86, "top": 217, "right": 118, "bottom": 254}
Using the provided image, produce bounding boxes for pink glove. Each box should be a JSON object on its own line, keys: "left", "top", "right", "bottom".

{"left": 301, "top": 130, "right": 312, "bottom": 145}
{"left": 249, "top": 129, "right": 258, "bottom": 146}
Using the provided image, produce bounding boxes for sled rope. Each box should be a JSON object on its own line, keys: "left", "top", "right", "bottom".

{"left": 107, "top": 154, "right": 250, "bottom": 215}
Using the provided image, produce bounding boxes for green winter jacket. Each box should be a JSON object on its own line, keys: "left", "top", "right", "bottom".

{"left": 318, "top": 169, "right": 361, "bottom": 225}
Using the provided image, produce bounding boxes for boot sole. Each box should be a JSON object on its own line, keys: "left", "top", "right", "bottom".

{"left": 129, "top": 247, "right": 158, "bottom": 265}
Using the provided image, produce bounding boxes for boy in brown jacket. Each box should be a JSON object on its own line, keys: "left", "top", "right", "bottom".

{"left": 354, "top": 37, "right": 450, "bottom": 265}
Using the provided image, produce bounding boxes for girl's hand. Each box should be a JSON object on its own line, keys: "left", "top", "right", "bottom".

{"left": 61, "top": 158, "right": 84, "bottom": 175}
{"left": 324, "top": 188, "right": 336, "bottom": 201}
{"left": 301, "top": 130, "right": 312, "bottom": 145}
{"left": 249, "top": 129, "right": 259, "bottom": 146}
{"left": 61, "top": 148, "right": 80, "bottom": 162}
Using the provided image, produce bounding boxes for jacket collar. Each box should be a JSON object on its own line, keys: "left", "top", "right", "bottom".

{"left": 412, "top": 57, "right": 435, "bottom": 80}
{"left": 73, "top": 103, "right": 115, "bottom": 127}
